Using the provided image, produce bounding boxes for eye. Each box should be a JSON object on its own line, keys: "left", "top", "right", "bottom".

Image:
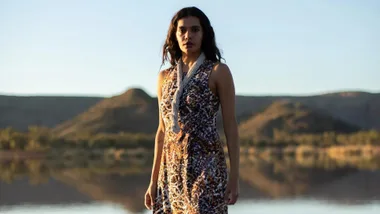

{"left": 191, "top": 27, "right": 200, "bottom": 33}
{"left": 178, "top": 27, "right": 186, "bottom": 34}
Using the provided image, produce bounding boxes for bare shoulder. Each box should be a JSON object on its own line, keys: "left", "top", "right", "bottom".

{"left": 158, "top": 68, "right": 170, "bottom": 81}
{"left": 157, "top": 67, "right": 172, "bottom": 98}
{"left": 212, "top": 62, "right": 234, "bottom": 84}
{"left": 213, "top": 62, "right": 230, "bottom": 71}
{"left": 157, "top": 67, "right": 172, "bottom": 86}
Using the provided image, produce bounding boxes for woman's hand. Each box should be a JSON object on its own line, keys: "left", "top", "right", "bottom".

{"left": 144, "top": 182, "right": 157, "bottom": 210}
{"left": 224, "top": 177, "right": 240, "bottom": 205}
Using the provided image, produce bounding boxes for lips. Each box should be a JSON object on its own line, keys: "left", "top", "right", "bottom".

{"left": 184, "top": 42, "right": 194, "bottom": 47}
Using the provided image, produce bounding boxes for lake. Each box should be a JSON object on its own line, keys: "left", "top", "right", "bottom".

{"left": 1, "top": 150, "right": 380, "bottom": 214}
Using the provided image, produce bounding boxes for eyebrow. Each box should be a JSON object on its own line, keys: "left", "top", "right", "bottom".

{"left": 178, "top": 25, "right": 201, "bottom": 29}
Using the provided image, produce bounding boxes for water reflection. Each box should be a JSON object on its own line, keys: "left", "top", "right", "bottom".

{"left": 1, "top": 149, "right": 380, "bottom": 213}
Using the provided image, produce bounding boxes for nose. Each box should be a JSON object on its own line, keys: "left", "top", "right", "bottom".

{"left": 184, "top": 29, "right": 192, "bottom": 40}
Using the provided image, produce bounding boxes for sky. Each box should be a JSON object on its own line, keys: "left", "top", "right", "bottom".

{"left": 1, "top": 0, "right": 379, "bottom": 97}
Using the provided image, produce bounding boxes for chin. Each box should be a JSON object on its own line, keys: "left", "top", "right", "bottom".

{"left": 182, "top": 47, "right": 201, "bottom": 55}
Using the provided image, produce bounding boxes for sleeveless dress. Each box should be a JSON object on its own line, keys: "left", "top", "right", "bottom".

{"left": 153, "top": 59, "right": 228, "bottom": 214}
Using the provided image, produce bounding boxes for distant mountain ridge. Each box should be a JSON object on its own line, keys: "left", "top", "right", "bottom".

{"left": 0, "top": 95, "right": 103, "bottom": 130}
{"left": 1, "top": 88, "right": 379, "bottom": 135}
{"left": 238, "top": 101, "right": 360, "bottom": 139}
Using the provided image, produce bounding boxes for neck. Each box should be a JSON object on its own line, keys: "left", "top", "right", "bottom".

{"left": 181, "top": 51, "right": 202, "bottom": 67}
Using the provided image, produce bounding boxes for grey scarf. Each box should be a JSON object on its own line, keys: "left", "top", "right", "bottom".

{"left": 170, "top": 52, "right": 206, "bottom": 133}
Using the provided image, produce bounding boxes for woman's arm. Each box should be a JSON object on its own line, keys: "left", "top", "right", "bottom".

{"left": 214, "top": 63, "right": 240, "bottom": 203}
{"left": 149, "top": 70, "right": 167, "bottom": 185}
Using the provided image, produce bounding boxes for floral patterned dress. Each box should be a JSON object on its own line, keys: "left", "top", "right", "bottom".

{"left": 153, "top": 60, "right": 228, "bottom": 214}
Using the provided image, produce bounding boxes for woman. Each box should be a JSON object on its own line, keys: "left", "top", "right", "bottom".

{"left": 145, "top": 6, "right": 240, "bottom": 214}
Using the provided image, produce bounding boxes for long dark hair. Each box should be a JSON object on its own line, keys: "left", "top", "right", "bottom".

{"left": 161, "top": 6, "right": 223, "bottom": 66}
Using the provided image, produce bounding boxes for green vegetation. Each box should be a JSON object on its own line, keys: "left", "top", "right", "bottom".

{"left": 239, "top": 129, "right": 380, "bottom": 147}
{"left": 0, "top": 126, "right": 155, "bottom": 151}
{"left": 0, "top": 126, "right": 379, "bottom": 152}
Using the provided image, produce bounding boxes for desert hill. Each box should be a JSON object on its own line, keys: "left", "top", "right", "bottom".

{"left": 238, "top": 101, "right": 360, "bottom": 139}
{"left": 232, "top": 92, "right": 380, "bottom": 130}
{"left": 1, "top": 88, "right": 379, "bottom": 135}
{"left": 52, "top": 88, "right": 158, "bottom": 137}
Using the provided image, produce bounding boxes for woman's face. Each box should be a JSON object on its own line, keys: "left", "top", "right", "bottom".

{"left": 176, "top": 16, "right": 203, "bottom": 56}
